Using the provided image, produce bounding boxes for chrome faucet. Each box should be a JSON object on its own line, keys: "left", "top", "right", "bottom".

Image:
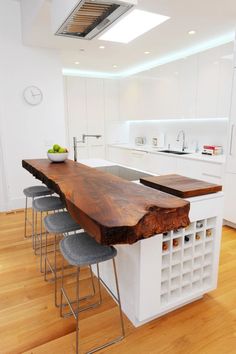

{"left": 176, "top": 130, "right": 187, "bottom": 152}
{"left": 73, "top": 135, "right": 102, "bottom": 161}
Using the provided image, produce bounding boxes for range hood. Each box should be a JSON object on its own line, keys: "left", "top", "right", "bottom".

{"left": 51, "top": 0, "right": 137, "bottom": 40}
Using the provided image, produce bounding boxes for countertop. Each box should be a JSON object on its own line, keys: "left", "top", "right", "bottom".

{"left": 109, "top": 144, "right": 226, "bottom": 165}
{"left": 22, "top": 158, "right": 190, "bottom": 245}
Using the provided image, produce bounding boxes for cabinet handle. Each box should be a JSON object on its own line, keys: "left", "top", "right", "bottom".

{"left": 229, "top": 124, "right": 235, "bottom": 156}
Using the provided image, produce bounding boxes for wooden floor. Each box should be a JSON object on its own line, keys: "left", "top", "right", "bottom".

{"left": 0, "top": 211, "right": 236, "bottom": 354}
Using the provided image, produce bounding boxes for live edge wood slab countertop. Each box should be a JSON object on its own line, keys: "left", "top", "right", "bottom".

{"left": 140, "top": 174, "right": 222, "bottom": 198}
{"left": 22, "top": 159, "right": 190, "bottom": 245}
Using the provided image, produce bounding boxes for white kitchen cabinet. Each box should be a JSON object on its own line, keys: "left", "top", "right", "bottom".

{"left": 154, "top": 62, "right": 182, "bottom": 119}
{"left": 148, "top": 153, "right": 178, "bottom": 175}
{"left": 177, "top": 158, "right": 223, "bottom": 184}
{"left": 226, "top": 70, "right": 236, "bottom": 174}
{"left": 119, "top": 78, "right": 142, "bottom": 121}
{"left": 217, "top": 42, "right": 234, "bottom": 118}
{"left": 104, "top": 79, "right": 120, "bottom": 121}
{"left": 65, "top": 76, "right": 87, "bottom": 152}
{"left": 126, "top": 149, "right": 150, "bottom": 171}
{"left": 223, "top": 173, "right": 236, "bottom": 223}
{"left": 179, "top": 56, "right": 198, "bottom": 119}
{"left": 107, "top": 146, "right": 149, "bottom": 171}
{"left": 107, "top": 146, "right": 130, "bottom": 165}
{"left": 65, "top": 77, "right": 105, "bottom": 159}
{"left": 196, "top": 47, "right": 221, "bottom": 118}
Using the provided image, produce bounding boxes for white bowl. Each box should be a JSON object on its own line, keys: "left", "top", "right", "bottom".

{"left": 47, "top": 152, "right": 68, "bottom": 162}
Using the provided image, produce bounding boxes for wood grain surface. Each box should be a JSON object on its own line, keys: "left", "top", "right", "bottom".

{"left": 140, "top": 174, "right": 222, "bottom": 198}
{"left": 22, "top": 159, "right": 190, "bottom": 245}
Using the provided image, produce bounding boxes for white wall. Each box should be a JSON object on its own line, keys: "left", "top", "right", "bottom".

{"left": 0, "top": 1, "right": 66, "bottom": 211}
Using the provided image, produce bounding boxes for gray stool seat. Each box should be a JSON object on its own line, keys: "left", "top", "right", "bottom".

{"left": 23, "top": 185, "right": 53, "bottom": 198}
{"left": 33, "top": 196, "right": 65, "bottom": 212}
{"left": 60, "top": 233, "right": 117, "bottom": 266}
{"left": 44, "top": 212, "right": 81, "bottom": 234}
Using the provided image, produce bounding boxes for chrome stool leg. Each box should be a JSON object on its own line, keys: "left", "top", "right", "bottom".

{"left": 60, "top": 259, "right": 125, "bottom": 354}
{"left": 24, "top": 196, "right": 28, "bottom": 238}
{"left": 45, "top": 231, "right": 95, "bottom": 308}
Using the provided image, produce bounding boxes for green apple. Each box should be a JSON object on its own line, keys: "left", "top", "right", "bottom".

{"left": 53, "top": 144, "right": 60, "bottom": 152}
{"left": 58, "top": 147, "right": 66, "bottom": 153}
{"left": 48, "top": 149, "right": 54, "bottom": 153}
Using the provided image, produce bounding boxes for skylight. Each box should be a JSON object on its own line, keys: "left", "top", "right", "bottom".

{"left": 99, "top": 9, "right": 170, "bottom": 44}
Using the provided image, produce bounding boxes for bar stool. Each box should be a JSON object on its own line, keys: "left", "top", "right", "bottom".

{"left": 32, "top": 196, "right": 65, "bottom": 272}
{"left": 59, "top": 233, "right": 125, "bottom": 354}
{"left": 23, "top": 185, "right": 53, "bottom": 240}
{"left": 44, "top": 211, "right": 95, "bottom": 307}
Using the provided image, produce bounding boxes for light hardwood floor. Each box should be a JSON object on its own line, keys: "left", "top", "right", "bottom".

{"left": 0, "top": 210, "right": 236, "bottom": 354}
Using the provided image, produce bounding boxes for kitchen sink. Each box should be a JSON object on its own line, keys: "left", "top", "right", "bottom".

{"left": 159, "top": 150, "right": 191, "bottom": 155}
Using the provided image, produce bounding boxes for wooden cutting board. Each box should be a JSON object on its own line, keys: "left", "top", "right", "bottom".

{"left": 140, "top": 174, "right": 222, "bottom": 198}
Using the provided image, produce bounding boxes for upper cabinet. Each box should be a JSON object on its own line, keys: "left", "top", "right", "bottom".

{"left": 104, "top": 79, "right": 120, "bottom": 122}
{"left": 119, "top": 42, "right": 234, "bottom": 121}
{"left": 196, "top": 47, "right": 220, "bottom": 118}
{"left": 64, "top": 76, "right": 106, "bottom": 159}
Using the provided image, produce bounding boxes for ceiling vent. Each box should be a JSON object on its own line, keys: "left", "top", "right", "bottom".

{"left": 52, "top": 0, "right": 137, "bottom": 40}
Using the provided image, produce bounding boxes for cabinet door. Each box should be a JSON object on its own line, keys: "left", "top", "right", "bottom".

{"left": 148, "top": 154, "right": 178, "bottom": 175}
{"left": 226, "top": 71, "right": 236, "bottom": 174}
{"left": 179, "top": 56, "right": 198, "bottom": 119}
{"left": 107, "top": 146, "right": 129, "bottom": 165}
{"left": 196, "top": 47, "right": 220, "bottom": 118}
{"left": 217, "top": 42, "right": 234, "bottom": 117}
{"left": 127, "top": 150, "right": 149, "bottom": 171}
{"left": 65, "top": 76, "right": 87, "bottom": 151}
{"left": 119, "top": 78, "right": 141, "bottom": 120}
{"left": 104, "top": 79, "right": 120, "bottom": 122}
{"left": 224, "top": 173, "right": 236, "bottom": 223}
{"left": 86, "top": 78, "right": 105, "bottom": 158}
{"left": 152, "top": 62, "right": 182, "bottom": 119}
{"left": 177, "top": 158, "right": 223, "bottom": 184}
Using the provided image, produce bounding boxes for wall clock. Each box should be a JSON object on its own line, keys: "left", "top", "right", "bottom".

{"left": 23, "top": 85, "right": 43, "bottom": 106}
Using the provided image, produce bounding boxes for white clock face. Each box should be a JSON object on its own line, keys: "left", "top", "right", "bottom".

{"left": 23, "top": 86, "right": 43, "bottom": 106}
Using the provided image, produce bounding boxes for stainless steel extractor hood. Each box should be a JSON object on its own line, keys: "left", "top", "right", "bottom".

{"left": 52, "top": 0, "right": 137, "bottom": 40}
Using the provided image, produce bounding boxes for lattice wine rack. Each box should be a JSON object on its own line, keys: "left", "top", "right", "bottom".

{"left": 160, "top": 217, "right": 216, "bottom": 307}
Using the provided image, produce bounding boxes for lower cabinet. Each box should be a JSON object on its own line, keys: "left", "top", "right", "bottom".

{"left": 177, "top": 158, "right": 223, "bottom": 184}
{"left": 148, "top": 153, "right": 178, "bottom": 175}
{"left": 107, "top": 146, "right": 224, "bottom": 185}
{"left": 223, "top": 173, "right": 236, "bottom": 224}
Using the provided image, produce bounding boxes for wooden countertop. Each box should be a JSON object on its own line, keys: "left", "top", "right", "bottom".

{"left": 140, "top": 174, "right": 222, "bottom": 198}
{"left": 22, "top": 159, "right": 190, "bottom": 245}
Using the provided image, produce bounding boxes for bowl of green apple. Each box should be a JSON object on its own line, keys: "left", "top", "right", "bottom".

{"left": 47, "top": 144, "right": 69, "bottom": 162}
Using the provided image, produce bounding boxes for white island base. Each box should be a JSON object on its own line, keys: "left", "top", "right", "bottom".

{"left": 94, "top": 191, "right": 223, "bottom": 327}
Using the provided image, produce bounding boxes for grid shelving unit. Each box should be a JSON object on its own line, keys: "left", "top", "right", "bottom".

{"left": 160, "top": 217, "right": 216, "bottom": 308}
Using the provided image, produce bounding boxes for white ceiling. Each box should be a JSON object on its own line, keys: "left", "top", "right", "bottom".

{"left": 20, "top": 0, "right": 236, "bottom": 76}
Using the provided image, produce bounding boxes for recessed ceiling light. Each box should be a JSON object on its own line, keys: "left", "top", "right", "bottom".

{"left": 99, "top": 9, "right": 170, "bottom": 44}
{"left": 99, "top": 45, "right": 105, "bottom": 49}
{"left": 75, "top": 61, "right": 80, "bottom": 65}
{"left": 144, "top": 51, "right": 151, "bottom": 55}
{"left": 113, "top": 64, "right": 118, "bottom": 68}
{"left": 188, "top": 30, "right": 196, "bottom": 35}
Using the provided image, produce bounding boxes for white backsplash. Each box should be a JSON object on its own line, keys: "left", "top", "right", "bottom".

{"left": 129, "top": 119, "right": 228, "bottom": 152}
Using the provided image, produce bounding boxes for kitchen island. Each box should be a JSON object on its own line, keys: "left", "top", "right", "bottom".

{"left": 22, "top": 158, "right": 223, "bottom": 327}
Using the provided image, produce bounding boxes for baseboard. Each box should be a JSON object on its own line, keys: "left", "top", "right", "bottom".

{"left": 223, "top": 219, "right": 236, "bottom": 229}
{"left": 0, "top": 197, "right": 28, "bottom": 213}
